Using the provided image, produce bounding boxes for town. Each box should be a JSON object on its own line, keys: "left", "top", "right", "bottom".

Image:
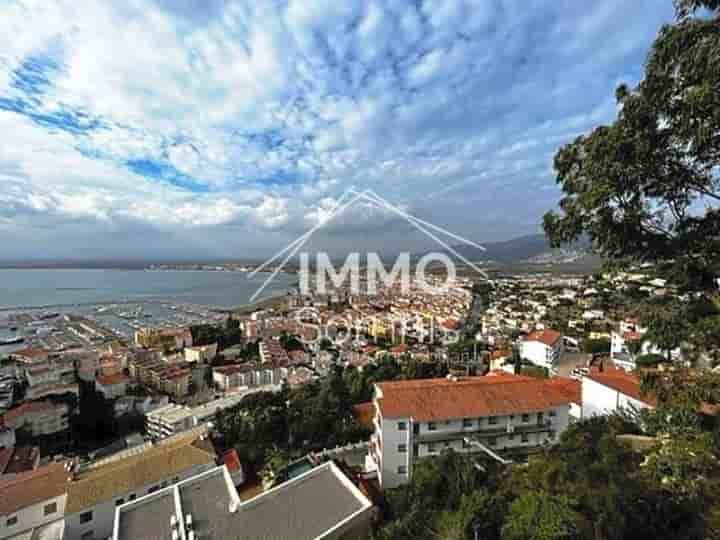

{"left": 0, "top": 261, "right": 711, "bottom": 539}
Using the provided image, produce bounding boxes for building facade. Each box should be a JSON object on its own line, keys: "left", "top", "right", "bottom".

{"left": 366, "top": 373, "right": 577, "bottom": 488}
{"left": 519, "top": 329, "right": 563, "bottom": 371}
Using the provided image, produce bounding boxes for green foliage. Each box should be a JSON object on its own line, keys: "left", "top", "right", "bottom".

{"left": 583, "top": 337, "right": 611, "bottom": 354}
{"left": 501, "top": 492, "right": 581, "bottom": 540}
{"left": 635, "top": 353, "right": 667, "bottom": 367}
{"left": 543, "top": 6, "right": 720, "bottom": 292}
{"left": 190, "top": 317, "right": 242, "bottom": 351}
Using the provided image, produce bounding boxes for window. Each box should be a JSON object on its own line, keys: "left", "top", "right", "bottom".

{"left": 44, "top": 502, "right": 57, "bottom": 516}
{"left": 488, "top": 416, "right": 498, "bottom": 425}
{"left": 428, "top": 443, "right": 437, "bottom": 453}
{"left": 521, "top": 433, "right": 529, "bottom": 443}
{"left": 173, "top": 476, "right": 180, "bottom": 483}
{"left": 462, "top": 418, "right": 473, "bottom": 428}
{"left": 397, "top": 421, "right": 407, "bottom": 431}
{"left": 521, "top": 414, "right": 530, "bottom": 423}
{"left": 537, "top": 412, "right": 544, "bottom": 422}
{"left": 115, "top": 498, "right": 124, "bottom": 506}
{"left": 398, "top": 444, "right": 407, "bottom": 453}
{"left": 488, "top": 437, "right": 497, "bottom": 447}
{"left": 549, "top": 410, "right": 556, "bottom": 417}
{"left": 129, "top": 494, "right": 136, "bottom": 501}
{"left": 161, "top": 481, "right": 168, "bottom": 488}
{"left": 79, "top": 511, "right": 93, "bottom": 524}
{"left": 397, "top": 465, "right": 407, "bottom": 474}
{"left": 81, "top": 532, "right": 94, "bottom": 540}
{"left": 508, "top": 433, "right": 515, "bottom": 441}
{"left": 444, "top": 441, "right": 450, "bottom": 447}
{"left": 427, "top": 422, "right": 437, "bottom": 431}
{"left": 6, "top": 516, "right": 18, "bottom": 527}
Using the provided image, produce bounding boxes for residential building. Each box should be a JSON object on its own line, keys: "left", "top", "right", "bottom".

{"left": 582, "top": 368, "right": 654, "bottom": 418}
{"left": 112, "top": 462, "right": 373, "bottom": 540}
{"left": 64, "top": 432, "right": 217, "bottom": 540}
{"left": 0, "top": 460, "right": 72, "bottom": 540}
{"left": 366, "top": 373, "right": 577, "bottom": 488}
{"left": 146, "top": 394, "right": 248, "bottom": 439}
{"left": 95, "top": 373, "right": 130, "bottom": 399}
{"left": 184, "top": 343, "right": 218, "bottom": 364}
{"left": 519, "top": 329, "right": 563, "bottom": 371}
{"left": 2, "top": 401, "right": 70, "bottom": 438}
{"left": 134, "top": 327, "right": 193, "bottom": 350}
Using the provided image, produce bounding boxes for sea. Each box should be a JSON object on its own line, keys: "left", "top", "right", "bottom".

{"left": 0, "top": 268, "right": 296, "bottom": 310}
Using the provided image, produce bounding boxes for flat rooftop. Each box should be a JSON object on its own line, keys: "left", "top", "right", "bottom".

{"left": 114, "top": 462, "right": 372, "bottom": 540}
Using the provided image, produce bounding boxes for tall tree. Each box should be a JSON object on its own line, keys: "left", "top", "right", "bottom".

{"left": 543, "top": 2, "right": 720, "bottom": 291}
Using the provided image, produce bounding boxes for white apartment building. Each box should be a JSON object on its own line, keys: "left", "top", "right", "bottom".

{"left": 519, "top": 329, "right": 563, "bottom": 371}
{"left": 145, "top": 394, "right": 250, "bottom": 439}
{"left": 184, "top": 343, "right": 218, "bottom": 364}
{"left": 0, "top": 460, "right": 72, "bottom": 540}
{"left": 582, "top": 368, "right": 654, "bottom": 418}
{"left": 2, "top": 401, "right": 70, "bottom": 437}
{"left": 366, "top": 373, "right": 579, "bottom": 488}
{"left": 212, "top": 363, "right": 287, "bottom": 391}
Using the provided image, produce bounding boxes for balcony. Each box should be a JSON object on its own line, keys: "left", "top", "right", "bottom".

{"left": 415, "top": 421, "right": 553, "bottom": 442}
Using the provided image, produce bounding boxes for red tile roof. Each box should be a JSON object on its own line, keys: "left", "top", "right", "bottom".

{"left": 524, "top": 329, "right": 562, "bottom": 347}
{"left": 96, "top": 373, "right": 129, "bottom": 386}
{"left": 586, "top": 369, "right": 654, "bottom": 406}
{"left": 222, "top": 449, "right": 242, "bottom": 474}
{"left": 0, "top": 461, "right": 73, "bottom": 515}
{"left": 2, "top": 401, "right": 56, "bottom": 423}
{"left": 376, "top": 374, "right": 575, "bottom": 421}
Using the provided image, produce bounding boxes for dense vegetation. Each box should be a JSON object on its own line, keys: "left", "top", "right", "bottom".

{"left": 215, "top": 357, "right": 448, "bottom": 475}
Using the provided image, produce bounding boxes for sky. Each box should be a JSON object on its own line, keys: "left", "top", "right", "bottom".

{"left": 0, "top": 0, "right": 675, "bottom": 261}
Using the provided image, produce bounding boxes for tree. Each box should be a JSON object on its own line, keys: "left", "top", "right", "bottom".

{"left": 543, "top": 2, "right": 720, "bottom": 292}
{"left": 502, "top": 492, "right": 581, "bottom": 540}
{"left": 641, "top": 299, "right": 691, "bottom": 361}
{"left": 582, "top": 338, "right": 611, "bottom": 355}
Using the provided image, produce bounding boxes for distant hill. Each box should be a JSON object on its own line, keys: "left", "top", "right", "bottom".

{"left": 430, "top": 233, "right": 591, "bottom": 264}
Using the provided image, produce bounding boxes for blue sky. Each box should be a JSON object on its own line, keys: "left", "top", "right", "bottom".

{"left": 0, "top": 0, "right": 674, "bottom": 260}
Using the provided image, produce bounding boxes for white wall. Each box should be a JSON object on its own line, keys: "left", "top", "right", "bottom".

{"left": 582, "top": 377, "right": 650, "bottom": 418}
{"left": 64, "top": 463, "right": 215, "bottom": 540}
{"left": 0, "top": 494, "right": 66, "bottom": 540}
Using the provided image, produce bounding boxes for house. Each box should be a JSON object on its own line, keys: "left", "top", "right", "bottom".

{"left": 95, "top": 373, "right": 130, "bottom": 399}
{"left": 64, "top": 432, "right": 217, "bottom": 540}
{"left": 519, "top": 329, "right": 563, "bottom": 371}
{"left": 212, "top": 364, "right": 255, "bottom": 391}
{"left": 2, "top": 401, "right": 70, "bottom": 438}
{"left": 112, "top": 462, "right": 373, "bottom": 540}
{"left": 582, "top": 368, "right": 654, "bottom": 418}
{"left": 184, "top": 343, "right": 218, "bottom": 364}
{"left": 0, "top": 460, "right": 72, "bottom": 540}
{"left": 366, "top": 373, "right": 576, "bottom": 488}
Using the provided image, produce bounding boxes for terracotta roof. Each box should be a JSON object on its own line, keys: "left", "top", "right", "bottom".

{"left": 586, "top": 369, "right": 654, "bottom": 406}
{"left": 524, "top": 329, "right": 562, "bottom": 347}
{"left": 96, "top": 373, "right": 130, "bottom": 386}
{"left": 65, "top": 433, "right": 216, "bottom": 513}
{"left": 376, "top": 374, "right": 575, "bottom": 421}
{"left": 0, "top": 461, "right": 73, "bottom": 516}
{"left": 2, "top": 401, "right": 57, "bottom": 423}
{"left": 623, "top": 331, "right": 643, "bottom": 341}
{"left": 546, "top": 377, "right": 582, "bottom": 405}
{"left": 14, "top": 347, "right": 49, "bottom": 358}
